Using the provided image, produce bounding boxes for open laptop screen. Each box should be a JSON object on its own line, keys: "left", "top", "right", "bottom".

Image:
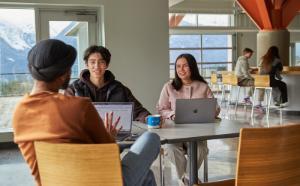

{"left": 93, "top": 102, "right": 133, "bottom": 132}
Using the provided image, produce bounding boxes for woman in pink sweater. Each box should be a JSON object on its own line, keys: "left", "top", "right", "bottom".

{"left": 157, "top": 53, "right": 220, "bottom": 185}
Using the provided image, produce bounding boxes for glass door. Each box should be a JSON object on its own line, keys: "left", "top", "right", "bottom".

{"left": 38, "top": 9, "right": 98, "bottom": 79}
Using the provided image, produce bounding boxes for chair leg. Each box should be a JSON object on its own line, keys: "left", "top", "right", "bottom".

{"left": 214, "top": 84, "right": 219, "bottom": 101}
{"left": 251, "top": 88, "right": 257, "bottom": 118}
{"left": 265, "top": 89, "right": 268, "bottom": 107}
{"left": 220, "top": 84, "right": 225, "bottom": 106}
{"left": 235, "top": 86, "right": 241, "bottom": 114}
{"left": 226, "top": 85, "right": 232, "bottom": 113}
{"left": 266, "top": 88, "right": 272, "bottom": 119}
{"left": 159, "top": 148, "right": 165, "bottom": 186}
{"left": 203, "top": 154, "right": 208, "bottom": 182}
{"left": 218, "top": 84, "right": 222, "bottom": 100}
{"left": 243, "top": 87, "right": 247, "bottom": 111}
{"left": 215, "top": 84, "right": 219, "bottom": 100}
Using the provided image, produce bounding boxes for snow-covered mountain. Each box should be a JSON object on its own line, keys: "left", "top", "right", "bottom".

{"left": 0, "top": 21, "right": 35, "bottom": 78}
{"left": 0, "top": 21, "right": 76, "bottom": 78}
{"left": 0, "top": 21, "right": 35, "bottom": 51}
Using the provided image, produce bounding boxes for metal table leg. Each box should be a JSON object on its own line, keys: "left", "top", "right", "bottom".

{"left": 159, "top": 148, "right": 165, "bottom": 186}
{"left": 203, "top": 154, "right": 208, "bottom": 182}
{"left": 188, "top": 141, "right": 198, "bottom": 186}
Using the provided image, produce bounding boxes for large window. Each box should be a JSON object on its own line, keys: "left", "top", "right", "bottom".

{"left": 169, "top": 13, "right": 233, "bottom": 27}
{"left": 169, "top": 34, "right": 233, "bottom": 79}
{"left": 0, "top": 9, "right": 36, "bottom": 96}
{"left": 0, "top": 8, "right": 97, "bottom": 133}
{"left": 0, "top": 8, "right": 36, "bottom": 131}
{"left": 295, "top": 43, "right": 300, "bottom": 66}
{"left": 49, "top": 21, "right": 89, "bottom": 80}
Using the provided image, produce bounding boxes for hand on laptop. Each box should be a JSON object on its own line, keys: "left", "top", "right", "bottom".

{"left": 104, "top": 112, "right": 122, "bottom": 138}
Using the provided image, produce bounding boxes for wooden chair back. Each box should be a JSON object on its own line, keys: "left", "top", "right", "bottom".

{"left": 221, "top": 71, "right": 232, "bottom": 85}
{"left": 35, "top": 142, "right": 123, "bottom": 186}
{"left": 211, "top": 73, "right": 218, "bottom": 85}
{"left": 228, "top": 73, "right": 238, "bottom": 86}
{"left": 253, "top": 75, "right": 270, "bottom": 87}
{"left": 236, "top": 124, "right": 300, "bottom": 186}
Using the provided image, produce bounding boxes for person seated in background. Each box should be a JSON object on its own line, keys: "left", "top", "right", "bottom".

{"left": 13, "top": 39, "right": 160, "bottom": 186}
{"left": 65, "top": 45, "right": 150, "bottom": 122}
{"left": 258, "top": 46, "right": 288, "bottom": 107}
{"left": 157, "top": 53, "right": 220, "bottom": 186}
{"left": 234, "top": 48, "right": 255, "bottom": 104}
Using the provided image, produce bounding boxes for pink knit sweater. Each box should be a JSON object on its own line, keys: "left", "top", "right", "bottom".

{"left": 157, "top": 81, "right": 220, "bottom": 120}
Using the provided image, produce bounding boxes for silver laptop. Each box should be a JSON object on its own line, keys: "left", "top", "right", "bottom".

{"left": 93, "top": 102, "right": 133, "bottom": 141}
{"left": 175, "top": 98, "right": 217, "bottom": 124}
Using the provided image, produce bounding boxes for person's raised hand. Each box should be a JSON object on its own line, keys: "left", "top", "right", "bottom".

{"left": 104, "top": 112, "right": 122, "bottom": 138}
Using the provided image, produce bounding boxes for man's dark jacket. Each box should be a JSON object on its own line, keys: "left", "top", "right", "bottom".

{"left": 65, "top": 69, "right": 150, "bottom": 121}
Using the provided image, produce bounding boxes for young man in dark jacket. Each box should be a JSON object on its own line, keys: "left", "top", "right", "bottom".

{"left": 65, "top": 45, "right": 151, "bottom": 122}
{"left": 13, "top": 39, "right": 160, "bottom": 186}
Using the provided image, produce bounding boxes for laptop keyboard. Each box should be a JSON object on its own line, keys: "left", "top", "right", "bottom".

{"left": 117, "top": 133, "right": 130, "bottom": 141}
{"left": 117, "top": 123, "right": 145, "bottom": 141}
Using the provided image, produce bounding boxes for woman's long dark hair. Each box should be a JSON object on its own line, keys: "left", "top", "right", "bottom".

{"left": 171, "top": 53, "right": 207, "bottom": 91}
{"left": 261, "top": 46, "right": 280, "bottom": 72}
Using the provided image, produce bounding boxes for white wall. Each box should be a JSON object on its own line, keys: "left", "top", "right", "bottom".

{"left": 236, "top": 32, "right": 257, "bottom": 66}
{"left": 102, "top": 0, "right": 169, "bottom": 113}
{"left": 0, "top": 0, "right": 170, "bottom": 113}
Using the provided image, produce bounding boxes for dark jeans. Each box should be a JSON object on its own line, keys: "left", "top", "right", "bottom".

{"left": 270, "top": 79, "right": 288, "bottom": 103}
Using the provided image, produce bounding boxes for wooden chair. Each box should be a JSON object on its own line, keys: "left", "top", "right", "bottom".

{"left": 283, "top": 66, "right": 300, "bottom": 72}
{"left": 210, "top": 73, "right": 222, "bottom": 99}
{"left": 251, "top": 75, "right": 272, "bottom": 118}
{"left": 211, "top": 73, "right": 218, "bottom": 85}
{"left": 220, "top": 71, "right": 232, "bottom": 106}
{"left": 34, "top": 142, "right": 123, "bottom": 186}
{"left": 196, "top": 124, "right": 300, "bottom": 186}
{"left": 221, "top": 72, "right": 247, "bottom": 114}
{"left": 221, "top": 71, "right": 252, "bottom": 115}
{"left": 226, "top": 73, "right": 240, "bottom": 113}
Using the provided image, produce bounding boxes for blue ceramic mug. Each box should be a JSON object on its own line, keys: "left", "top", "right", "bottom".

{"left": 147, "top": 115, "right": 161, "bottom": 128}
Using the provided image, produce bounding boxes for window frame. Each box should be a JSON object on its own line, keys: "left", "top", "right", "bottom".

{"left": 0, "top": 6, "right": 101, "bottom": 97}
{"left": 0, "top": 5, "right": 102, "bottom": 139}
{"left": 169, "top": 13, "right": 234, "bottom": 28}
{"left": 169, "top": 33, "right": 235, "bottom": 79}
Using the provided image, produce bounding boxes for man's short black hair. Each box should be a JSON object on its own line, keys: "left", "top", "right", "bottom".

{"left": 243, "top": 48, "right": 254, "bottom": 53}
{"left": 83, "top": 45, "right": 111, "bottom": 65}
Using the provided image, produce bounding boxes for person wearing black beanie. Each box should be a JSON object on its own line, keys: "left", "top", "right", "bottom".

{"left": 28, "top": 39, "right": 76, "bottom": 82}
{"left": 13, "top": 39, "right": 160, "bottom": 186}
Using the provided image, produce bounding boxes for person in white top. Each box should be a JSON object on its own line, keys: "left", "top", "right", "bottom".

{"left": 234, "top": 48, "right": 255, "bottom": 104}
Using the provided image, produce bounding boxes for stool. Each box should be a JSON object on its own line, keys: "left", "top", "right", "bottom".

{"left": 251, "top": 75, "right": 272, "bottom": 118}
{"left": 209, "top": 72, "right": 222, "bottom": 100}
{"left": 220, "top": 71, "right": 232, "bottom": 107}
{"left": 226, "top": 73, "right": 252, "bottom": 114}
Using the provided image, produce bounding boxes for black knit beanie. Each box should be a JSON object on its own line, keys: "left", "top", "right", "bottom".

{"left": 28, "top": 39, "right": 77, "bottom": 82}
